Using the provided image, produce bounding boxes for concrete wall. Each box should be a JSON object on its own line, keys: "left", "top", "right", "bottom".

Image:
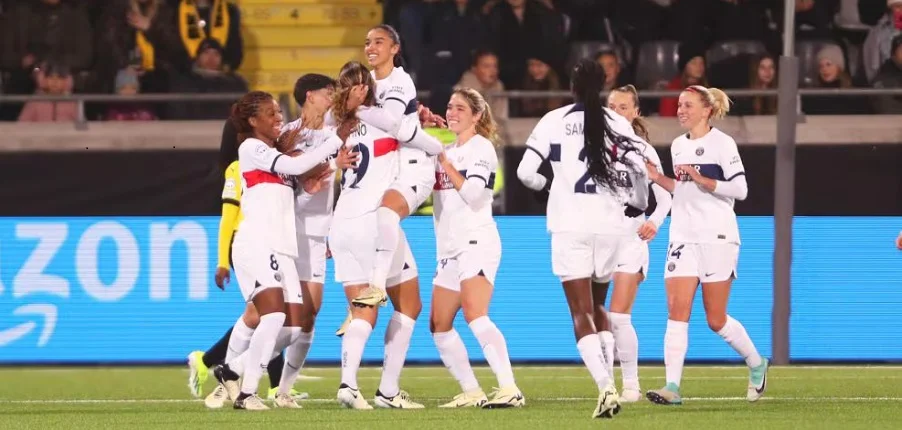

{"left": 1, "top": 115, "right": 901, "bottom": 152}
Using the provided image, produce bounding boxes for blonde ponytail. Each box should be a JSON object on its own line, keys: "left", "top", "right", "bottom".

{"left": 452, "top": 87, "right": 500, "bottom": 145}
{"left": 686, "top": 85, "right": 732, "bottom": 121}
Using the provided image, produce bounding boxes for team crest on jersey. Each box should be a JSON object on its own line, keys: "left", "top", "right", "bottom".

{"left": 695, "top": 147, "right": 705, "bottom": 156}
{"left": 274, "top": 271, "right": 283, "bottom": 282}
{"left": 667, "top": 262, "right": 676, "bottom": 272}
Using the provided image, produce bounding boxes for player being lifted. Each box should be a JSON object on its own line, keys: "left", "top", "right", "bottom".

{"left": 516, "top": 59, "right": 650, "bottom": 419}
{"left": 644, "top": 85, "right": 768, "bottom": 405}
{"left": 430, "top": 88, "right": 523, "bottom": 409}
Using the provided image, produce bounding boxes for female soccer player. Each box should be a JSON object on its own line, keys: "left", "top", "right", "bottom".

{"left": 329, "top": 61, "right": 425, "bottom": 410}
{"left": 430, "top": 88, "right": 523, "bottom": 409}
{"left": 207, "top": 91, "right": 342, "bottom": 410}
{"left": 350, "top": 24, "right": 444, "bottom": 309}
{"left": 644, "top": 85, "right": 768, "bottom": 405}
{"left": 516, "top": 59, "right": 650, "bottom": 419}
{"left": 604, "top": 85, "right": 673, "bottom": 402}
{"left": 187, "top": 119, "right": 301, "bottom": 402}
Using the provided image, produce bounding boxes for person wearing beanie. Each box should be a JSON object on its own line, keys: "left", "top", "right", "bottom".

{"left": 871, "top": 33, "right": 902, "bottom": 113}
{"left": 164, "top": 37, "right": 248, "bottom": 119}
{"left": 658, "top": 41, "right": 708, "bottom": 116}
{"left": 519, "top": 51, "right": 564, "bottom": 117}
{"left": 862, "top": 0, "right": 902, "bottom": 82}
{"left": 105, "top": 68, "right": 157, "bottom": 120}
{"left": 803, "top": 45, "right": 868, "bottom": 114}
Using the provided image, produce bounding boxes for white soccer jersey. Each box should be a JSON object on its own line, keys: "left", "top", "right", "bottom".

{"left": 618, "top": 139, "right": 666, "bottom": 230}
{"left": 433, "top": 134, "right": 498, "bottom": 259}
{"left": 283, "top": 119, "right": 339, "bottom": 236}
{"left": 669, "top": 127, "right": 744, "bottom": 245}
{"left": 372, "top": 67, "right": 433, "bottom": 184}
{"left": 526, "top": 104, "right": 646, "bottom": 235}
{"left": 333, "top": 118, "right": 401, "bottom": 219}
{"left": 234, "top": 138, "right": 300, "bottom": 257}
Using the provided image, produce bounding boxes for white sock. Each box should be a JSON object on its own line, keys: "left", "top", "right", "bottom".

{"left": 599, "top": 330, "right": 615, "bottom": 378}
{"left": 716, "top": 315, "right": 763, "bottom": 368}
{"left": 576, "top": 334, "right": 612, "bottom": 391}
{"left": 664, "top": 319, "right": 689, "bottom": 387}
{"left": 239, "top": 312, "right": 286, "bottom": 395}
{"left": 371, "top": 207, "right": 401, "bottom": 291}
{"left": 340, "top": 318, "right": 373, "bottom": 389}
{"left": 433, "top": 329, "right": 480, "bottom": 393}
{"left": 610, "top": 312, "right": 639, "bottom": 390}
{"left": 276, "top": 326, "right": 301, "bottom": 351}
{"left": 278, "top": 330, "right": 314, "bottom": 396}
{"left": 378, "top": 312, "right": 416, "bottom": 397}
{"left": 469, "top": 316, "right": 516, "bottom": 389}
{"left": 225, "top": 317, "right": 255, "bottom": 363}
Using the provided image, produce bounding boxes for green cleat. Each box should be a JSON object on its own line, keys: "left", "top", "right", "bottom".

{"left": 747, "top": 358, "right": 770, "bottom": 402}
{"left": 187, "top": 351, "right": 208, "bottom": 398}
{"left": 646, "top": 382, "right": 682, "bottom": 405}
{"left": 268, "top": 387, "right": 309, "bottom": 401}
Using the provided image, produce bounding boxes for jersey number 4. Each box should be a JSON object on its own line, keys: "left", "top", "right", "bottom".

{"left": 574, "top": 146, "right": 597, "bottom": 194}
{"left": 668, "top": 244, "right": 685, "bottom": 260}
{"left": 341, "top": 143, "right": 371, "bottom": 189}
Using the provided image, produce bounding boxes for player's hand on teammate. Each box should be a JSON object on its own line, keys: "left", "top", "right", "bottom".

{"left": 437, "top": 151, "right": 454, "bottom": 170}
{"left": 214, "top": 267, "right": 230, "bottom": 290}
{"left": 637, "top": 220, "right": 658, "bottom": 241}
{"left": 303, "top": 167, "right": 335, "bottom": 194}
{"left": 676, "top": 164, "right": 716, "bottom": 192}
{"left": 645, "top": 160, "right": 661, "bottom": 182}
{"left": 418, "top": 104, "right": 446, "bottom": 128}
{"left": 335, "top": 145, "right": 360, "bottom": 170}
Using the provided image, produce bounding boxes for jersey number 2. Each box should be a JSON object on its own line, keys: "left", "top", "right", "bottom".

{"left": 574, "top": 146, "right": 597, "bottom": 194}
{"left": 341, "top": 143, "right": 371, "bottom": 188}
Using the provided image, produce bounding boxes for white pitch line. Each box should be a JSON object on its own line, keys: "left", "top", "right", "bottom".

{"left": 1, "top": 396, "right": 900, "bottom": 405}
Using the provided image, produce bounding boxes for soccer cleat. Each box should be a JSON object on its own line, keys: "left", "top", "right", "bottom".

{"left": 203, "top": 384, "right": 229, "bottom": 409}
{"left": 593, "top": 385, "right": 622, "bottom": 419}
{"left": 335, "top": 309, "right": 352, "bottom": 337}
{"left": 747, "top": 358, "right": 770, "bottom": 402}
{"left": 482, "top": 386, "right": 525, "bottom": 409}
{"left": 187, "top": 351, "right": 208, "bottom": 398}
{"left": 273, "top": 392, "right": 302, "bottom": 409}
{"left": 234, "top": 393, "right": 269, "bottom": 410}
{"left": 620, "top": 387, "right": 642, "bottom": 403}
{"left": 374, "top": 389, "right": 425, "bottom": 409}
{"left": 267, "top": 387, "right": 309, "bottom": 401}
{"left": 337, "top": 383, "right": 373, "bottom": 410}
{"left": 212, "top": 365, "right": 240, "bottom": 401}
{"left": 351, "top": 286, "right": 388, "bottom": 308}
{"left": 646, "top": 382, "right": 682, "bottom": 405}
{"left": 438, "top": 390, "right": 488, "bottom": 408}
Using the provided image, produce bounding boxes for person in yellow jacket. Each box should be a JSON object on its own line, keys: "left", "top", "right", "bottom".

{"left": 186, "top": 119, "right": 305, "bottom": 401}
{"left": 415, "top": 127, "right": 505, "bottom": 215}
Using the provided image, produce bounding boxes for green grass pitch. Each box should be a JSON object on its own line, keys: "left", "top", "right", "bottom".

{"left": 1, "top": 365, "right": 900, "bottom": 429}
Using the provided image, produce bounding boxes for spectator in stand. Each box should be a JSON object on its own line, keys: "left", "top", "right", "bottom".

{"left": 708, "top": 0, "right": 780, "bottom": 55}
{"left": 94, "top": 0, "right": 181, "bottom": 96}
{"left": 104, "top": 68, "right": 157, "bottom": 121}
{"left": 863, "top": 0, "right": 902, "bottom": 83}
{"left": 422, "top": 0, "right": 487, "bottom": 114}
{"left": 871, "top": 34, "right": 902, "bottom": 113}
{"left": 595, "top": 50, "right": 630, "bottom": 91}
{"left": 658, "top": 42, "right": 708, "bottom": 117}
{"left": 519, "top": 54, "right": 564, "bottom": 117}
{"left": 734, "top": 54, "right": 778, "bottom": 115}
{"left": 457, "top": 49, "right": 509, "bottom": 120}
{"left": 486, "top": 0, "right": 567, "bottom": 89}
{"left": 164, "top": 39, "right": 248, "bottom": 120}
{"left": 789, "top": 0, "right": 833, "bottom": 40}
{"left": 17, "top": 60, "right": 77, "bottom": 122}
{"left": 0, "top": 0, "right": 93, "bottom": 100}
{"left": 803, "top": 45, "right": 868, "bottom": 114}
{"left": 173, "top": 0, "right": 243, "bottom": 72}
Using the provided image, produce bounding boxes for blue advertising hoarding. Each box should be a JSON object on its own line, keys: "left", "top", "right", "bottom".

{"left": 0, "top": 216, "right": 899, "bottom": 364}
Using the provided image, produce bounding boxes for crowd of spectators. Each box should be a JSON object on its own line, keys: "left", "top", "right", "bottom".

{"left": 1, "top": 0, "right": 900, "bottom": 123}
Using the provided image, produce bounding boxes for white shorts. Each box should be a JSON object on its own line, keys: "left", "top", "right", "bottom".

{"left": 329, "top": 212, "right": 418, "bottom": 287}
{"left": 295, "top": 234, "right": 327, "bottom": 284}
{"left": 433, "top": 232, "right": 502, "bottom": 292}
{"left": 552, "top": 232, "right": 636, "bottom": 283}
{"left": 664, "top": 242, "right": 739, "bottom": 283}
{"left": 232, "top": 242, "right": 302, "bottom": 304}
{"left": 391, "top": 168, "right": 434, "bottom": 214}
{"left": 612, "top": 235, "right": 649, "bottom": 280}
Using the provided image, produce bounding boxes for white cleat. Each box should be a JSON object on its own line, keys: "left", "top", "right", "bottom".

{"left": 234, "top": 394, "right": 269, "bottom": 410}
{"left": 593, "top": 385, "right": 622, "bottom": 419}
{"left": 439, "top": 390, "right": 488, "bottom": 408}
{"left": 203, "top": 384, "right": 229, "bottom": 409}
{"left": 374, "top": 390, "right": 425, "bottom": 409}
{"left": 337, "top": 384, "right": 373, "bottom": 410}
{"left": 482, "top": 386, "right": 525, "bottom": 409}
{"left": 620, "top": 387, "right": 642, "bottom": 403}
{"left": 273, "top": 393, "right": 302, "bottom": 409}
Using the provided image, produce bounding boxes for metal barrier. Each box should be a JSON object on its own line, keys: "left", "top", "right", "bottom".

{"left": 1, "top": 88, "right": 901, "bottom": 129}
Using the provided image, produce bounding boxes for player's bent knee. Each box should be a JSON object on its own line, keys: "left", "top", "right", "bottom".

{"left": 242, "top": 303, "right": 261, "bottom": 328}
{"left": 252, "top": 287, "right": 285, "bottom": 315}
{"left": 706, "top": 314, "right": 727, "bottom": 332}
{"left": 381, "top": 189, "right": 410, "bottom": 217}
